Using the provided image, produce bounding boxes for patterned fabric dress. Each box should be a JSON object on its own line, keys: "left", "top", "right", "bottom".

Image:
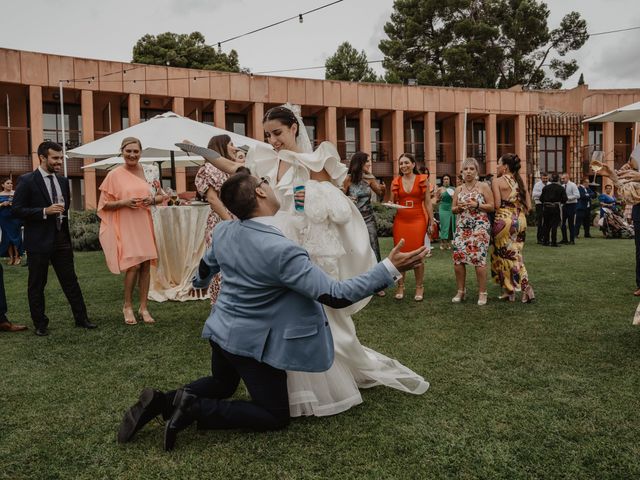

{"left": 347, "top": 179, "right": 381, "bottom": 261}
{"left": 194, "top": 162, "right": 229, "bottom": 304}
{"left": 491, "top": 176, "right": 530, "bottom": 292}
{"left": 452, "top": 189, "right": 491, "bottom": 266}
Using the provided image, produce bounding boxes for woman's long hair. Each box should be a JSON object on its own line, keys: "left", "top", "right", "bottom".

{"left": 441, "top": 173, "right": 453, "bottom": 187}
{"left": 207, "top": 135, "right": 232, "bottom": 164}
{"left": 499, "top": 153, "right": 527, "bottom": 206}
{"left": 348, "top": 152, "right": 369, "bottom": 184}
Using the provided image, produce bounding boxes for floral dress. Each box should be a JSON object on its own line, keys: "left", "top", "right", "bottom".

{"left": 194, "top": 162, "right": 229, "bottom": 304}
{"left": 491, "top": 176, "right": 530, "bottom": 292}
{"left": 452, "top": 189, "right": 491, "bottom": 266}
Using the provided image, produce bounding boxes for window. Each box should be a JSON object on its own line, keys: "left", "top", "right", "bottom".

{"left": 225, "top": 113, "right": 247, "bottom": 136}
{"left": 468, "top": 121, "right": 486, "bottom": 162}
{"left": 371, "top": 119, "right": 383, "bottom": 161}
{"left": 140, "top": 109, "right": 165, "bottom": 122}
{"left": 405, "top": 120, "right": 424, "bottom": 163}
{"left": 588, "top": 124, "right": 603, "bottom": 150}
{"left": 202, "top": 112, "right": 214, "bottom": 126}
{"left": 539, "top": 136, "right": 566, "bottom": 173}
{"left": 302, "top": 116, "right": 317, "bottom": 147}
{"left": 43, "top": 102, "right": 82, "bottom": 148}
{"left": 344, "top": 119, "right": 359, "bottom": 159}
{"left": 436, "top": 121, "right": 444, "bottom": 162}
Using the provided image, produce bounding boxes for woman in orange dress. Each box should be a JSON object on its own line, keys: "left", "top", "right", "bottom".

{"left": 391, "top": 153, "right": 434, "bottom": 301}
{"left": 98, "top": 137, "right": 166, "bottom": 325}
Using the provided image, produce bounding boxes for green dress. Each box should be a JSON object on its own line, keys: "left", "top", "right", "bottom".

{"left": 438, "top": 187, "right": 456, "bottom": 240}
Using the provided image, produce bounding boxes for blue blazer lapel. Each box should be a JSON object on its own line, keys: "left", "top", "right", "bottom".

{"left": 33, "top": 170, "right": 53, "bottom": 205}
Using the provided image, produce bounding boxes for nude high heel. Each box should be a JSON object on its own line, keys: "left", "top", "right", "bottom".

{"left": 414, "top": 285, "right": 424, "bottom": 302}
{"left": 123, "top": 307, "right": 137, "bottom": 325}
{"left": 521, "top": 285, "right": 535, "bottom": 304}
{"left": 394, "top": 284, "right": 405, "bottom": 300}
{"left": 138, "top": 309, "right": 156, "bottom": 324}
{"left": 477, "top": 292, "right": 488, "bottom": 306}
{"left": 452, "top": 289, "right": 466, "bottom": 303}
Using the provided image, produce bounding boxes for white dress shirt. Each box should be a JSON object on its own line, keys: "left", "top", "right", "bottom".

{"left": 532, "top": 180, "right": 547, "bottom": 205}
{"left": 563, "top": 181, "right": 580, "bottom": 204}
{"left": 252, "top": 215, "right": 402, "bottom": 282}
{"left": 38, "top": 166, "right": 63, "bottom": 218}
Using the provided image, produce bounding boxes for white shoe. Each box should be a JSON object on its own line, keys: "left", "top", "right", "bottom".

{"left": 477, "top": 292, "right": 488, "bottom": 306}
{"left": 451, "top": 289, "right": 466, "bottom": 303}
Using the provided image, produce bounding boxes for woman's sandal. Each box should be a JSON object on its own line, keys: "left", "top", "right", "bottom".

{"left": 452, "top": 289, "right": 466, "bottom": 303}
{"left": 138, "top": 309, "right": 156, "bottom": 324}
{"left": 394, "top": 285, "right": 405, "bottom": 300}
{"left": 414, "top": 285, "right": 424, "bottom": 302}
{"left": 521, "top": 285, "right": 535, "bottom": 304}
{"left": 477, "top": 292, "right": 488, "bottom": 306}
{"left": 123, "top": 307, "right": 137, "bottom": 325}
{"left": 498, "top": 291, "right": 516, "bottom": 302}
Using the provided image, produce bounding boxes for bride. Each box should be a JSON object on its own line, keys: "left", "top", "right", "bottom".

{"left": 185, "top": 105, "right": 428, "bottom": 416}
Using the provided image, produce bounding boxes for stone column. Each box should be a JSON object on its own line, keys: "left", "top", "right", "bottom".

{"left": 424, "top": 111, "right": 436, "bottom": 186}
{"left": 29, "top": 85, "right": 43, "bottom": 168}
{"left": 391, "top": 110, "right": 404, "bottom": 176}
{"left": 80, "top": 90, "right": 97, "bottom": 209}
{"left": 514, "top": 114, "right": 527, "bottom": 187}
{"left": 485, "top": 113, "right": 497, "bottom": 176}
{"left": 323, "top": 106, "right": 337, "bottom": 145}
{"left": 128, "top": 94, "right": 140, "bottom": 126}
{"left": 454, "top": 112, "right": 465, "bottom": 175}
{"left": 603, "top": 121, "right": 615, "bottom": 189}
{"left": 250, "top": 102, "right": 264, "bottom": 141}
{"left": 358, "top": 108, "right": 371, "bottom": 155}
{"left": 214, "top": 100, "right": 226, "bottom": 129}
{"left": 172, "top": 98, "right": 187, "bottom": 192}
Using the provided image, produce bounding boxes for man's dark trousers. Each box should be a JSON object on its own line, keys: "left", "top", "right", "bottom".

{"left": 536, "top": 204, "right": 545, "bottom": 242}
{"left": 574, "top": 208, "right": 591, "bottom": 238}
{"left": 561, "top": 203, "right": 577, "bottom": 242}
{"left": 543, "top": 204, "right": 561, "bottom": 245}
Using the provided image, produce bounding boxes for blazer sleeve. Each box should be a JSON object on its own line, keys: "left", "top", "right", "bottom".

{"left": 12, "top": 175, "right": 45, "bottom": 221}
{"left": 192, "top": 240, "right": 221, "bottom": 289}
{"left": 277, "top": 244, "right": 394, "bottom": 309}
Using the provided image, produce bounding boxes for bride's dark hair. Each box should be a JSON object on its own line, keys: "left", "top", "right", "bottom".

{"left": 263, "top": 106, "right": 299, "bottom": 138}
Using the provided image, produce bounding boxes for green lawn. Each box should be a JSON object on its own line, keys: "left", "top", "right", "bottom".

{"left": 1, "top": 230, "right": 639, "bottom": 479}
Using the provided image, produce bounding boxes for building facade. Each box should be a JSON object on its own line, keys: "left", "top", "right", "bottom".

{"left": 1, "top": 47, "right": 639, "bottom": 209}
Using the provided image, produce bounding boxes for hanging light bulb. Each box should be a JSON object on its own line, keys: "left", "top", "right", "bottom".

{"left": 217, "top": 42, "right": 222, "bottom": 53}
{"left": 299, "top": 14, "right": 303, "bottom": 23}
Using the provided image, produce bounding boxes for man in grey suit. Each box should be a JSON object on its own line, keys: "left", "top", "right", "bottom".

{"left": 118, "top": 170, "right": 426, "bottom": 451}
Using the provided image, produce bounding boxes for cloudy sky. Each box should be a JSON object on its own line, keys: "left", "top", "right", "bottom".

{"left": 1, "top": 0, "right": 638, "bottom": 89}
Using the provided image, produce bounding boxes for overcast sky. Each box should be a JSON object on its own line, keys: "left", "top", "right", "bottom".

{"left": 1, "top": 0, "right": 638, "bottom": 89}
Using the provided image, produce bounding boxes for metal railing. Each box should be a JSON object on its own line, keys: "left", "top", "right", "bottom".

{"left": 43, "top": 129, "right": 82, "bottom": 150}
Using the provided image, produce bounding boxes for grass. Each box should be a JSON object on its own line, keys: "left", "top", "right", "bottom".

{"left": 1, "top": 230, "right": 639, "bottom": 479}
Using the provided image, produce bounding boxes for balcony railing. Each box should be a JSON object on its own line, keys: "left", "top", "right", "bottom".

{"left": 404, "top": 142, "right": 425, "bottom": 163}
{"left": 466, "top": 143, "right": 486, "bottom": 163}
{"left": 371, "top": 141, "right": 390, "bottom": 162}
{"left": 0, "top": 155, "right": 31, "bottom": 176}
{"left": 43, "top": 129, "right": 82, "bottom": 150}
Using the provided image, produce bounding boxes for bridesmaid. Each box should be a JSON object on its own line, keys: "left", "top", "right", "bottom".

{"left": 491, "top": 153, "right": 534, "bottom": 303}
{"left": 0, "top": 178, "right": 23, "bottom": 265}
{"left": 391, "top": 153, "right": 434, "bottom": 301}
{"left": 98, "top": 137, "right": 166, "bottom": 325}
{"left": 435, "top": 174, "right": 455, "bottom": 250}
{"left": 451, "top": 158, "right": 494, "bottom": 305}
{"left": 194, "top": 134, "right": 241, "bottom": 304}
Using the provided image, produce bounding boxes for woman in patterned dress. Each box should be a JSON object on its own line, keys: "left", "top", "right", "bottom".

{"left": 194, "top": 135, "right": 242, "bottom": 304}
{"left": 451, "top": 158, "right": 495, "bottom": 305}
{"left": 490, "top": 153, "right": 534, "bottom": 303}
{"left": 435, "top": 174, "right": 455, "bottom": 250}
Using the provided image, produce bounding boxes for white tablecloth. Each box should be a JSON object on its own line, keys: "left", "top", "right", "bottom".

{"left": 149, "top": 205, "right": 209, "bottom": 302}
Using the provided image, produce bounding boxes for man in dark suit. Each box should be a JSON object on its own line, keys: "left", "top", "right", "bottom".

{"left": 12, "top": 141, "right": 96, "bottom": 336}
{"left": 0, "top": 263, "right": 27, "bottom": 332}
{"left": 540, "top": 173, "right": 568, "bottom": 247}
{"left": 575, "top": 177, "right": 596, "bottom": 239}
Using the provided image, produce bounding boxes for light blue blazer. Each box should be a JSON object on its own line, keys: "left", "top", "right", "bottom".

{"left": 193, "top": 219, "right": 394, "bottom": 373}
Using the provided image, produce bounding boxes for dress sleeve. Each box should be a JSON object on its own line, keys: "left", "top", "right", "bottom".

{"left": 195, "top": 163, "right": 228, "bottom": 196}
{"left": 97, "top": 171, "right": 118, "bottom": 213}
{"left": 391, "top": 177, "right": 400, "bottom": 200}
{"left": 418, "top": 175, "right": 429, "bottom": 196}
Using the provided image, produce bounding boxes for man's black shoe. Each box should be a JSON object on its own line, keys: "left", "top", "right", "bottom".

{"left": 117, "top": 388, "right": 166, "bottom": 443}
{"left": 164, "top": 389, "right": 198, "bottom": 451}
{"left": 569, "top": 241, "right": 575, "bottom": 245}
{"left": 76, "top": 319, "right": 97, "bottom": 329}
{"left": 35, "top": 327, "right": 49, "bottom": 336}
{"left": 559, "top": 240, "right": 569, "bottom": 245}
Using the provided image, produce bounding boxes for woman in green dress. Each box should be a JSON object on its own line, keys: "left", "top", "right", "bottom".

{"left": 435, "top": 174, "right": 456, "bottom": 250}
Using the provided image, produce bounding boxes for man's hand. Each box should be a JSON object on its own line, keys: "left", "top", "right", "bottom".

{"left": 44, "top": 204, "right": 65, "bottom": 215}
{"left": 188, "top": 287, "right": 207, "bottom": 299}
{"left": 387, "top": 239, "right": 427, "bottom": 273}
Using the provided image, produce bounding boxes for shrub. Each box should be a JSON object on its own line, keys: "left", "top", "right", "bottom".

{"left": 69, "top": 209, "right": 101, "bottom": 251}
{"left": 373, "top": 203, "right": 396, "bottom": 237}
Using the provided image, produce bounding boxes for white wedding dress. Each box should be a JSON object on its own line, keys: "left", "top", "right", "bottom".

{"left": 246, "top": 140, "right": 429, "bottom": 417}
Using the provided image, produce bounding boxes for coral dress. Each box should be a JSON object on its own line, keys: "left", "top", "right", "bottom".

{"left": 491, "top": 176, "right": 530, "bottom": 292}
{"left": 97, "top": 166, "right": 158, "bottom": 274}
{"left": 392, "top": 174, "right": 429, "bottom": 251}
{"left": 194, "top": 162, "right": 229, "bottom": 304}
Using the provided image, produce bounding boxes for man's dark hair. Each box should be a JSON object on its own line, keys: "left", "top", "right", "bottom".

{"left": 541, "top": 172, "right": 549, "bottom": 177}
{"left": 550, "top": 173, "right": 560, "bottom": 183}
{"left": 220, "top": 172, "right": 259, "bottom": 220}
{"left": 37, "top": 141, "right": 62, "bottom": 159}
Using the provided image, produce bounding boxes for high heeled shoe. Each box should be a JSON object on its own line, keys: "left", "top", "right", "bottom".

{"left": 138, "top": 309, "right": 156, "bottom": 324}
{"left": 498, "top": 291, "right": 515, "bottom": 302}
{"left": 123, "top": 307, "right": 137, "bottom": 325}
{"left": 477, "top": 292, "right": 488, "bottom": 306}
{"left": 521, "top": 285, "right": 535, "bottom": 304}
{"left": 414, "top": 285, "right": 424, "bottom": 302}
{"left": 451, "top": 289, "right": 466, "bottom": 303}
{"left": 394, "top": 285, "right": 405, "bottom": 300}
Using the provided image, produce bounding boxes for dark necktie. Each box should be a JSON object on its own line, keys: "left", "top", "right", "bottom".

{"left": 48, "top": 175, "right": 62, "bottom": 231}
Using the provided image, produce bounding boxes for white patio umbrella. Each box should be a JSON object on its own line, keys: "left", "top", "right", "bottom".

{"left": 81, "top": 155, "right": 204, "bottom": 170}
{"left": 583, "top": 101, "right": 640, "bottom": 123}
{"left": 68, "top": 111, "right": 266, "bottom": 187}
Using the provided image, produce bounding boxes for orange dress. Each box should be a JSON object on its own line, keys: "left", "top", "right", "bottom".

{"left": 97, "top": 166, "right": 158, "bottom": 274}
{"left": 392, "top": 174, "right": 429, "bottom": 252}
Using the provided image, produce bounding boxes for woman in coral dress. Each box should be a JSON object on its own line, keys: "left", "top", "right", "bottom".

{"left": 391, "top": 153, "right": 434, "bottom": 301}
{"left": 98, "top": 137, "right": 166, "bottom": 325}
{"left": 194, "top": 134, "right": 243, "bottom": 304}
{"left": 491, "top": 153, "right": 534, "bottom": 303}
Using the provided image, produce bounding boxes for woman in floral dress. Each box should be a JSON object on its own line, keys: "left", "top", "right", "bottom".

{"left": 194, "top": 134, "right": 241, "bottom": 304}
{"left": 491, "top": 153, "right": 534, "bottom": 303}
{"left": 451, "top": 158, "right": 495, "bottom": 305}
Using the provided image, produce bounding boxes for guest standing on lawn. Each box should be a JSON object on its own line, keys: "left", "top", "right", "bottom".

{"left": 0, "top": 178, "right": 24, "bottom": 265}
{"left": 434, "top": 174, "right": 455, "bottom": 250}
{"left": 491, "top": 153, "right": 534, "bottom": 303}
{"left": 194, "top": 134, "right": 242, "bottom": 304}
{"left": 98, "top": 137, "right": 166, "bottom": 325}
{"left": 391, "top": 153, "right": 433, "bottom": 302}
{"left": 575, "top": 177, "right": 596, "bottom": 239}
{"left": 451, "top": 158, "right": 494, "bottom": 306}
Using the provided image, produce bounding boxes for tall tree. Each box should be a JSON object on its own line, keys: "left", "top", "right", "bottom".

{"left": 379, "top": 0, "right": 588, "bottom": 89}
{"left": 325, "top": 42, "right": 380, "bottom": 82}
{"left": 132, "top": 32, "right": 242, "bottom": 72}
